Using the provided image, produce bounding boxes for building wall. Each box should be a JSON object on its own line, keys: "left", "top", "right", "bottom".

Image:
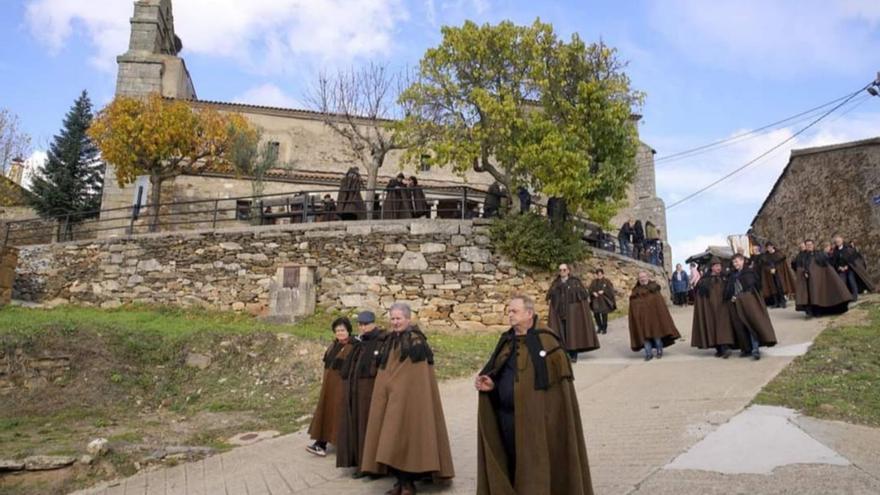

{"left": 13, "top": 219, "right": 668, "bottom": 330}
{"left": 751, "top": 140, "right": 880, "bottom": 285}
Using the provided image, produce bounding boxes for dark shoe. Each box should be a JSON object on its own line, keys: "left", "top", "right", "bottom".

{"left": 656, "top": 350, "right": 663, "bottom": 359}
{"left": 739, "top": 350, "right": 751, "bottom": 358}
{"left": 752, "top": 351, "right": 761, "bottom": 361}
{"left": 305, "top": 443, "right": 327, "bottom": 457}
{"left": 352, "top": 471, "right": 367, "bottom": 479}
{"left": 714, "top": 349, "right": 723, "bottom": 358}
{"left": 721, "top": 349, "right": 732, "bottom": 359}
{"left": 385, "top": 483, "right": 402, "bottom": 495}
{"left": 644, "top": 354, "right": 653, "bottom": 361}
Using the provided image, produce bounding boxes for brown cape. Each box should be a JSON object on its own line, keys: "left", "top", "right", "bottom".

{"left": 726, "top": 269, "right": 777, "bottom": 348}
{"left": 850, "top": 255, "right": 875, "bottom": 293}
{"left": 337, "top": 168, "right": 366, "bottom": 220}
{"left": 758, "top": 251, "right": 797, "bottom": 298}
{"left": 587, "top": 278, "right": 617, "bottom": 314}
{"left": 547, "top": 276, "right": 600, "bottom": 353}
{"left": 408, "top": 185, "right": 430, "bottom": 218}
{"left": 794, "top": 252, "right": 852, "bottom": 313}
{"left": 477, "top": 329, "right": 593, "bottom": 495}
{"left": 336, "top": 328, "right": 385, "bottom": 469}
{"left": 691, "top": 275, "right": 737, "bottom": 349}
{"left": 308, "top": 340, "right": 354, "bottom": 443}
{"left": 360, "top": 327, "right": 454, "bottom": 479}
{"left": 833, "top": 245, "right": 875, "bottom": 294}
{"left": 381, "top": 179, "right": 413, "bottom": 220}
{"left": 628, "top": 282, "right": 681, "bottom": 352}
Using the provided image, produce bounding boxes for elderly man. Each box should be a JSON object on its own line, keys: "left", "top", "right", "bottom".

{"left": 691, "top": 258, "right": 736, "bottom": 358}
{"left": 360, "top": 303, "right": 454, "bottom": 495}
{"left": 337, "top": 311, "right": 385, "bottom": 477}
{"left": 831, "top": 234, "right": 875, "bottom": 301}
{"left": 757, "top": 242, "right": 796, "bottom": 309}
{"left": 546, "top": 264, "right": 600, "bottom": 362}
{"left": 475, "top": 296, "right": 594, "bottom": 495}
{"left": 628, "top": 271, "right": 681, "bottom": 361}
{"left": 726, "top": 254, "right": 777, "bottom": 360}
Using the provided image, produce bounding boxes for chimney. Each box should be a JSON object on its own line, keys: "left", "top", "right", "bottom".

{"left": 7, "top": 158, "right": 24, "bottom": 185}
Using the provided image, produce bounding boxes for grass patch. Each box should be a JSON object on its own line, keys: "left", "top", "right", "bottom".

{"left": 755, "top": 298, "right": 880, "bottom": 427}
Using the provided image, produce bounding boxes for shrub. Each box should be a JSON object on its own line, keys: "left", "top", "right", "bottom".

{"left": 489, "top": 212, "right": 586, "bottom": 270}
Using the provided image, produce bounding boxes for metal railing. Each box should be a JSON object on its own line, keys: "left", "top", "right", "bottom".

{"left": 1, "top": 185, "right": 665, "bottom": 269}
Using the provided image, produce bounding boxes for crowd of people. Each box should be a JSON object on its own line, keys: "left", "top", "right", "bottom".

{"left": 299, "top": 236, "right": 872, "bottom": 493}
{"left": 617, "top": 219, "right": 665, "bottom": 267}
{"left": 303, "top": 299, "right": 593, "bottom": 495}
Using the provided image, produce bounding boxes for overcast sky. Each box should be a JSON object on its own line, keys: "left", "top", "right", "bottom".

{"left": 2, "top": 0, "right": 879, "bottom": 267}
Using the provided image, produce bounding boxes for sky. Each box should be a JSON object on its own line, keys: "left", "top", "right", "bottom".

{"left": 2, "top": 0, "right": 880, "bottom": 268}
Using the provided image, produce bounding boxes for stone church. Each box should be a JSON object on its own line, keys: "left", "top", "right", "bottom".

{"left": 102, "top": 0, "right": 670, "bottom": 266}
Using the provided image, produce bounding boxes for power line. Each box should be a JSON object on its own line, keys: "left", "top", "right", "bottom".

{"left": 665, "top": 82, "right": 872, "bottom": 210}
{"left": 652, "top": 92, "right": 853, "bottom": 165}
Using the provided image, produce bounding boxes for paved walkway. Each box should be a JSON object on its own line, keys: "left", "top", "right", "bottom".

{"left": 74, "top": 302, "right": 880, "bottom": 494}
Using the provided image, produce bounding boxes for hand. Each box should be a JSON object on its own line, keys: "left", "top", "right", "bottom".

{"left": 770, "top": 268, "right": 776, "bottom": 274}
{"left": 730, "top": 297, "right": 737, "bottom": 303}
{"left": 592, "top": 292, "right": 598, "bottom": 297}
{"left": 804, "top": 273, "right": 809, "bottom": 279}
{"left": 598, "top": 290, "right": 604, "bottom": 295}
{"left": 475, "top": 375, "right": 495, "bottom": 392}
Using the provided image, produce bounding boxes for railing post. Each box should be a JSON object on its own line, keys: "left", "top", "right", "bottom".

{"left": 461, "top": 188, "right": 468, "bottom": 220}
{"left": 303, "top": 195, "right": 309, "bottom": 223}
{"left": 129, "top": 206, "right": 137, "bottom": 236}
{"left": 212, "top": 199, "right": 219, "bottom": 229}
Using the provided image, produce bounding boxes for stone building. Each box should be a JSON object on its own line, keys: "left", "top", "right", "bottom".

{"left": 101, "top": 0, "right": 670, "bottom": 269}
{"left": 1, "top": 159, "right": 37, "bottom": 224}
{"left": 750, "top": 137, "right": 880, "bottom": 286}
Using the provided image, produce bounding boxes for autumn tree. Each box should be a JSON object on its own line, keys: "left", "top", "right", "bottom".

{"left": 307, "top": 63, "right": 406, "bottom": 212}
{"left": 89, "top": 93, "right": 254, "bottom": 231}
{"left": 30, "top": 90, "right": 104, "bottom": 221}
{"left": 396, "top": 20, "right": 644, "bottom": 224}
{"left": 0, "top": 108, "right": 31, "bottom": 176}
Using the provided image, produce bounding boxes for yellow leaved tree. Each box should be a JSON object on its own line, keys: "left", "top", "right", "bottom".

{"left": 89, "top": 93, "right": 255, "bottom": 231}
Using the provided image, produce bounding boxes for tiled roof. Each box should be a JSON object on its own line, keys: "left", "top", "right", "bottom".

{"left": 179, "top": 98, "right": 397, "bottom": 124}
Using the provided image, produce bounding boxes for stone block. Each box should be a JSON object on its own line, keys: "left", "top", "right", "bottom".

{"left": 444, "top": 262, "right": 460, "bottom": 272}
{"left": 420, "top": 243, "right": 446, "bottom": 253}
{"left": 461, "top": 247, "right": 491, "bottom": 263}
{"left": 397, "top": 252, "right": 428, "bottom": 271}
{"left": 421, "top": 273, "right": 444, "bottom": 285}
{"left": 384, "top": 244, "right": 407, "bottom": 253}
{"left": 410, "top": 221, "right": 460, "bottom": 235}
{"left": 346, "top": 225, "right": 372, "bottom": 236}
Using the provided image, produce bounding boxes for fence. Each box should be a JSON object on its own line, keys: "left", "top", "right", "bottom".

{"left": 1, "top": 185, "right": 645, "bottom": 263}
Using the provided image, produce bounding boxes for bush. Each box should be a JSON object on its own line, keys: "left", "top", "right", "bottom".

{"left": 489, "top": 212, "right": 586, "bottom": 270}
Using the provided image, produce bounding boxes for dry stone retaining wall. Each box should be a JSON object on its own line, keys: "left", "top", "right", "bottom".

{"left": 12, "top": 220, "right": 667, "bottom": 331}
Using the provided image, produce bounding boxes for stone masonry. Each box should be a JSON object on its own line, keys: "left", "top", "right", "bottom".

{"left": 12, "top": 220, "right": 667, "bottom": 331}
{"left": 751, "top": 138, "right": 880, "bottom": 286}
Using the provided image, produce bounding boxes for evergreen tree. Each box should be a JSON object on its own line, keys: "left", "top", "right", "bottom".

{"left": 30, "top": 90, "right": 104, "bottom": 221}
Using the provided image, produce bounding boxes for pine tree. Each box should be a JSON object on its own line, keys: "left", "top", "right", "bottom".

{"left": 30, "top": 90, "right": 104, "bottom": 221}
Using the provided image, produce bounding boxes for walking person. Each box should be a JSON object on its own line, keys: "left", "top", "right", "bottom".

{"left": 632, "top": 220, "right": 645, "bottom": 261}
{"left": 670, "top": 264, "right": 689, "bottom": 306}
{"left": 336, "top": 311, "right": 385, "bottom": 477}
{"left": 475, "top": 296, "right": 594, "bottom": 495}
{"left": 831, "top": 234, "right": 875, "bottom": 300}
{"left": 588, "top": 269, "right": 616, "bottom": 334}
{"left": 306, "top": 317, "right": 356, "bottom": 457}
{"left": 726, "top": 254, "right": 778, "bottom": 360}
{"left": 756, "top": 242, "right": 796, "bottom": 308}
{"left": 691, "top": 258, "right": 736, "bottom": 358}
{"left": 794, "top": 239, "right": 852, "bottom": 317}
{"left": 546, "top": 264, "right": 601, "bottom": 362}
{"left": 360, "top": 303, "right": 454, "bottom": 494}
{"left": 628, "top": 271, "right": 681, "bottom": 361}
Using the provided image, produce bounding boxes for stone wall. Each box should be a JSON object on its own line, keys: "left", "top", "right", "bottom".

{"left": 751, "top": 139, "right": 880, "bottom": 286}
{"left": 0, "top": 246, "right": 17, "bottom": 305}
{"left": 12, "top": 220, "right": 667, "bottom": 330}
{"left": 0, "top": 348, "right": 71, "bottom": 394}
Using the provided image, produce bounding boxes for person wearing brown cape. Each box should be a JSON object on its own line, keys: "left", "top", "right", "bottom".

{"left": 691, "top": 258, "right": 737, "bottom": 358}
{"left": 628, "top": 271, "right": 681, "bottom": 361}
{"left": 306, "top": 317, "right": 355, "bottom": 457}
{"left": 336, "top": 311, "right": 385, "bottom": 477}
{"left": 382, "top": 174, "right": 413, "bottom": 220}
{"left": 475, "top": 296, "right": 594, "bottom": 495}
{"left": 406, "top": 176, "right": 431, "bottom": 218}
{"left": 757, "top": 242, "right": 797, "bottom": 309}
{"left": 337, "top": 167, "right": 366, "bottom": 220}
{"left": 725, "top": 254, "right": 778, "bottom": 360}
{"left": 794, "top": 239, "right": 852, "bottom": 317}
{"left": 831, "top": 235, "right": 875, "bottom": 301}
{"left": 588, "top": 268, "right": 616, "bottom": 335}
{"left": 546, "top": 264, "right": 601, "bottom": 362}
{"left": 360, "top": 303, "right": 454, "bottom": 495}
{"left": 320, "top": 194, "right": 338, "bottom": 222}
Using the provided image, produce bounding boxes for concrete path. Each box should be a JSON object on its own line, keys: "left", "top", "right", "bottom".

{"left": 73, "top": 303, "right": 880, "bottom": 495}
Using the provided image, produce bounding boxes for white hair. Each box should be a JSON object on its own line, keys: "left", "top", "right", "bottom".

{"left": 389, "top": 302, "right": 412, "bottom": 318}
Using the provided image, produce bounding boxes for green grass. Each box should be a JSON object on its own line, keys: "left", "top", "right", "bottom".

{"left": 755, "top": 299, "right": 880, "bottom": 427}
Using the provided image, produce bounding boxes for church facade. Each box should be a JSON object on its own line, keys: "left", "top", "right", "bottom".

{"left": 101, "top": 0, "right": 670, "bottom": 268}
